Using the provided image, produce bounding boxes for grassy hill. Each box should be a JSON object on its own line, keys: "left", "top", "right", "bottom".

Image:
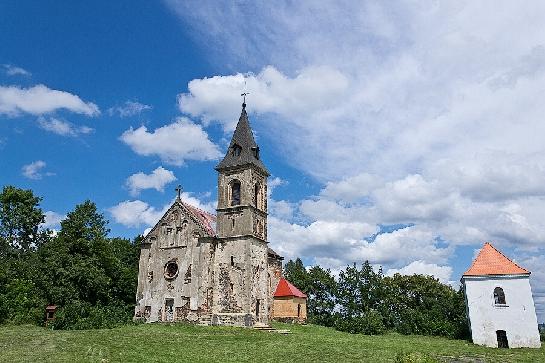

{"left": 0, "top": 323, "right": 543, "bottom": 363}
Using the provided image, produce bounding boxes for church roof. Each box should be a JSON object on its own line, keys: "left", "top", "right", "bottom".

{"left": 274, "top": 278, "right": 307, "bottom": 298}
{"left": 215, "top": 104, "right": 269, "bottom": 176}
{"left": 463, "top": 242, "right": 530, "bottom": 277}
{"left": 182, "top": 201, "right": 216, "bottom": 237}
{"left": 144, "top": 198, "right": 216, "bottom": 239}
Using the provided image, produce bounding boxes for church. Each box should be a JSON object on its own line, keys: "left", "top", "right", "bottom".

{"left": 133, "top": 101, "right": 284, "bottom": 327}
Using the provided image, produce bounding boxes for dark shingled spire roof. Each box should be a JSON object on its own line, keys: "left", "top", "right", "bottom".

{"left": 215, "top": 103, "right": 269, "bottom": 175}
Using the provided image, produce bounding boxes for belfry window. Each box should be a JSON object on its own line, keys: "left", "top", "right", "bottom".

{"left": 251, "top": 146, "right": 260, "bottom": 159}
{"left": 231, "top": 144, "right": 242, "bottom": 157}
{"left": 231, "top": 181, "right": 241, "bottom": 206}
{"left": 494, "top": 287, "right": 506, "bottom": 305}
{"left": 254, "top": 183, "right": 261, "bottom": 209}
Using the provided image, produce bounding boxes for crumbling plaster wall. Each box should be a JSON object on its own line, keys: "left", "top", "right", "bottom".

{"left": 211, "top": 236, "right": 269, "bottom": 326}
{"left": 134, "top": 205, "right": 214, "bottom": 323}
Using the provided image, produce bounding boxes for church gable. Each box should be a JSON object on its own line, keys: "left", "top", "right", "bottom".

{"left": 145, "top": 200, "right": 216, "bottom": 249}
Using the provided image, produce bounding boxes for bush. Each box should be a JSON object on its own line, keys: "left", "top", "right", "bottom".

{"left": 540, "top": 331, "right": 545, "bottom": 342}
{"left": 0, "top": 278, "right": 45, "bottom": 325}
{"left": 51, "top": 301, "right": 134, "bottom": 330}
{"left": 334, "top": 310, "right": 386, "bottom": 335}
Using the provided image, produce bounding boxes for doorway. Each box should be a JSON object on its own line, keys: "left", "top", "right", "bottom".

{"left": 496, "top": 330, "right": 509, "bottom": 348}
{"left": 255, "top": 299, "right": 260, "bottom": 318}
{"left": 165, "top": 298, "right": 174, "bottom": 322}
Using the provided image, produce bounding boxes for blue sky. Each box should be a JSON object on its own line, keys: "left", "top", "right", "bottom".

{"left": 1, "top": 1, "right": 544, "bottom": 322}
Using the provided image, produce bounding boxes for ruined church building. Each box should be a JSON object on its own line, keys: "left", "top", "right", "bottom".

{"left": 134, "top": 101, "right": 284, "bottom": 327}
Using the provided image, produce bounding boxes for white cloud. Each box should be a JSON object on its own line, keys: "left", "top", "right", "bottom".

{"left": 119, "top": 117, "right": 221, "bottom": 165}
{"left": 179, "top": 66, "right": 349, "bottom": 131}
{"left": 21, "top": 160, "right": 54, "bottom": 180}
{"left": 109, "top": 200, "right": 167, "bottom": 228}
{"left": 125, "top": 166, "right": 177, "bottom": 196}
{"left": 109, "top": 192, "right": 216, "bottom": 230}
{"left": 0, "top": 84, "right": 99, "bottom": 117}
{"left": 40, "top": 211, "right": 65, "bottom": 229}
{"left": 108, "top": 101, "right": 152, "bottom": 118}
{"left": 37, "top": 116, "right": 93, "bottom": 137}
{"left": 386, "top": 260, "right": 453, "bottom": 285}
{"left": 2, "top": 64, "right": 31, "bottom": 77}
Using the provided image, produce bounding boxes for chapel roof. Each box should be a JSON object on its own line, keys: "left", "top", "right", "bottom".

{"left": 215, "top": 103, "right": 269, "bottom": 176}
{"left": 463, "top": 242, "right": 530, "bottom": 277}
{"left": 274, "top": 278, "right": 307, "bottom": 298}
{"left": 145, "top": 198, "right": 217, "bottom": 239}
{"left": 182, "top": 201, "right": 216, "bottom": 237}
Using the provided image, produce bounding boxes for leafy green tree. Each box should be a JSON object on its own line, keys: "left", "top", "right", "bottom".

{"left": 33, "top": 201, "right": 140, "bottom": 328}
{"left": 306, "top": 265, "right": 337, "bottom": 326}
{"left": 335, "top": 261, "right": 386, "bottom": 334}
{"left": 383, "top": 274, "right": 469, "bottom": 338}
{"left": 283, "top": 258, "right": 309, "bottom": 293}
{"left": 0, "top": 186, "right": 48, "bottom": 257}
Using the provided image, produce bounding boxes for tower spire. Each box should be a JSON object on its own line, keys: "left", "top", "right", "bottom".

{"left": 215, "top": 102, "right": 269, "bottom": 176}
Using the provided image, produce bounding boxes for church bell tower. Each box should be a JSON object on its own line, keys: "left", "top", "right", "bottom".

{"left": 215, "top": 101, "right": 269, "bottom": 240}
{"left": 211, "top": 101, "right": 270, "bottom": 326}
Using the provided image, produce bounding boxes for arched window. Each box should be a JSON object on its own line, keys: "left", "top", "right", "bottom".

{"left": 231, "top": 144, "right": 242, "bottom": 157}
{"left": 494, "top": 287, "right": 506, "bottom": 305}
{"left": 254, "top": 183, "right": 261, "bottom": 209}
{"left": 231, "top": 180, "right": 241, "bottom": 206}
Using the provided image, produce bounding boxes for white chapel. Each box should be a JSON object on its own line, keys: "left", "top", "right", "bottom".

{"left": 461, "top": 242, "right": 541, "bottom": 348}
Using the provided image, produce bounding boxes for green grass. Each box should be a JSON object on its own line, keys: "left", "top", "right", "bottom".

{"left": 0, "top": 323, "right": 543, "bottom": 363}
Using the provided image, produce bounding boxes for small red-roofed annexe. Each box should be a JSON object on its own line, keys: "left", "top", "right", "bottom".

{"left": 274, "top": 278, "right": 307, "bottom": 298}
{"left": 271, "top": 278, "right": 307, "bottom": 323}
{"left": 463, "top": 242, "right": 530, "bottom": 276}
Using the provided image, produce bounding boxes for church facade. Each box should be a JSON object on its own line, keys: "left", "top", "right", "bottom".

{"left": 134, "top": 103, "right": 283, "bottom": 327}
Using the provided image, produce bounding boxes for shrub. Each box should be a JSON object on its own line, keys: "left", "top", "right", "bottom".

{"left": 0, "top": 278, "right": 45, "bottom": 325}
{"left": 51, "top": 301, "right": 134, "bottom": 330}
{"left": 334, "top": 310, "right": 386, "bottom": 335}
{"left": 540, "top": 331, "right": 544, "bottom": 342}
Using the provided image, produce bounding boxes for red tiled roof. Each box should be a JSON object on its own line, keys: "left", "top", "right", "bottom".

{"left": 274, "top": 278, "right": 307, "bottom": 298}
{"left": 183, "top": 202, "right": 216, "bottom": 237}
{"left": 463, "top": 242, "right": 530, "bottom": 276}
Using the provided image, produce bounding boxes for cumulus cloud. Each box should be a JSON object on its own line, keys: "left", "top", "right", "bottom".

{"left": 179, "top": 66, "right": 349, "bottom": 131}
{"left": 109, "top": 192, "right": 216, "bottom": 230}
{"left": 109, "top": 200, "right": 167, "bottom": 228}
{"left": 386, "top": 261, "right": 453, "bottom": 285}
{"left": 40, "top": 211, "right": 65, "bottom": 229}
{"left": 37, "top": 116, "right": 93, "bottom": 137}
{"left": 125, "top": 166, "right": 177, "bottom": 196}
{"left": 21, "top": 160, "right": 54, "bottom": 180}
{"left": 108, "top": 101, "right": 152, "bottom": 118}
{"left": 2, "top": 64, "right": 31, "bottom": 77}
{"left": 120, "top": 117, "right": 221, "bottom": 165}
{"left": 0, "top": 84, "right": 99, "bottom": 117}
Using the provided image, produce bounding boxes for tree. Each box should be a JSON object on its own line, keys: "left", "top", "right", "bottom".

{"left": 383, "top": 274, "right": 469, "bottom": 338}
{"left": 0, "top": 186, "right": 47, "bottom": 257}
{"left": 306, "top": 265, "right": 337, "bottom": 326}
{"left": 334, "top": 261, "right": 386, "bottom": 334}
{"left": 283, "top": 258, "right": 309, "bottom": 293}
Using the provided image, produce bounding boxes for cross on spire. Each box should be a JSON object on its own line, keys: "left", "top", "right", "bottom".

{"left": 175, "top": 185, "right": 182, "bottom": 200}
